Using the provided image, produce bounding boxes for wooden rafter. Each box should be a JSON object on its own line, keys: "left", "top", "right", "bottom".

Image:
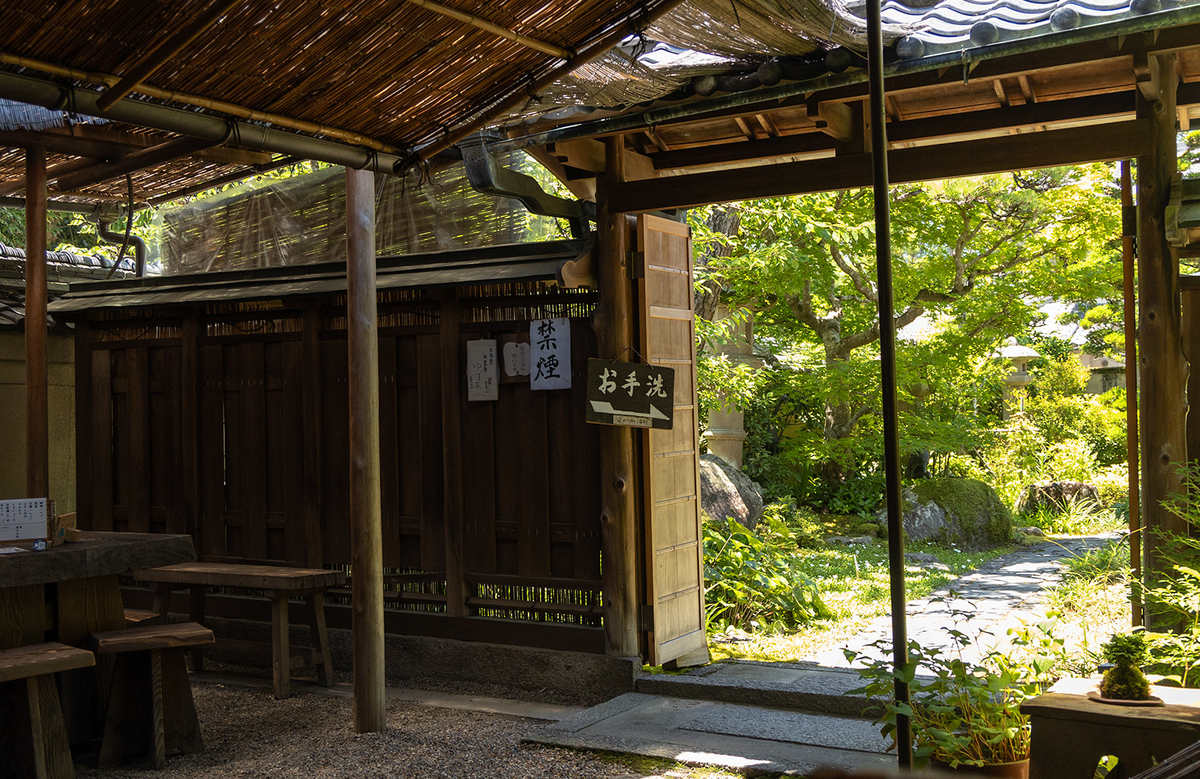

{"left": 613, "top": 120, "right": 1150, "bottom": 212}
{"left": 403, "top": 0, "right": 572, "bottom": 59}
{"left": 52, "top": 136, "right": 218, "bottom": 191}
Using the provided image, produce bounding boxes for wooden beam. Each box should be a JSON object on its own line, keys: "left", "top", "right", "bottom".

{"left": 887, "top": 90, "right": 1139, "bottom": 143}
{"left": 0, "top": 129, "right": 125, "bottom": 160}
{"left": 595, "top": 137, "right": 640, "bottom": 658}
{"left": 611, "top": 120, "right": 1150, "bottom": 212}
{"left": 1136, "top": 53, "right": 1188, "bottom": 605}
{"left": 650, "top": 132, "right": 837, "bottom": 170}
{"left": 25, "top": 146, "right": 48, "bottom": 499}
{"left": 97, "top": 0, "right": 243, "bottom": 111}
{"left": 811, "top": 100, "right": 855, "bottom": 142}
{"left": 51, "top": 137, "right": 218, "bottom": 191}
{"left": 345, "top": 166, "right": 384, "bottom": 733}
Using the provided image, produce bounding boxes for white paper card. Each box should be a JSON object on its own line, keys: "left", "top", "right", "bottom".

{"left": 503, "top": 341, "right": 530, "bottom": 377}
{"left": 530, "top": 318, "right": 571, "bottom": 391}
{"left": 0, "top": 497, "right": 48, "bottom": 542}
{"left": 466, "top": 339, "right": 499, "bottom": 401}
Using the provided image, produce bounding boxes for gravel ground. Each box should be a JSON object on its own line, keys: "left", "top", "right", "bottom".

{"left": 73, "top": 679, "right": 722, "bottom": 779}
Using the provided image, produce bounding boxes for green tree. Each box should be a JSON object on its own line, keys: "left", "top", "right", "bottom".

{"left": 693, "top": 165, "right": 1121, "bottom": 482}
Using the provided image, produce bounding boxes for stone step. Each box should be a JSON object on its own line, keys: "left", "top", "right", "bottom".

{"left": 526, "top": 692, "right": 896, "bottom": 777}
{"left": 635, "top": 660, "right": 884, "bottom": 718}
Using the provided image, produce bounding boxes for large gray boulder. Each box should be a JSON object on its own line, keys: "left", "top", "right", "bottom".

{"left": 1017, "top": 481, "right": 1100, "bottom": 517}
{"left": 877, "top": 477, "right": 1012, "bottom": 550}
{"left": 699, "top": 454, "right": 764, "bottom": 530}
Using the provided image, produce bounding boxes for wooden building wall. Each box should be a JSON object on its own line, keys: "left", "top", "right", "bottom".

{"left": 74, "top": 283, "right": 605, "bottom": 652}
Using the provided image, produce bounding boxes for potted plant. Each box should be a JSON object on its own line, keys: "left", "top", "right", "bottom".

{"left": 846, "top": 606, "right": 1054, "bottom": 776}
{"left": 1095, "top": 631, "right": 1156, "bottom": 703}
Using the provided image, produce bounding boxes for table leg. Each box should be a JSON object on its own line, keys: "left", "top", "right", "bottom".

{"left": 55, "top": 575, "right": 124, "bottom": 745}
{"left": 270, "top": 594, "right": 290, "bottom": 699}
{"left": 305, "top": 591, "right": 333, "bottom": 687}
{"left": 188, "top": 585, "right": 206, "bottom": 672}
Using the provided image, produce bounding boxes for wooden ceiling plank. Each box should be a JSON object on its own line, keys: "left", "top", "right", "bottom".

{"left": 610, "top": 120, "right": 1150, "bottom": 213}
{"left": 52, "top": 136, "right": 218, "bottom": 191}
{"left": 651, "top": 132, "right": 838, "bottom": 169}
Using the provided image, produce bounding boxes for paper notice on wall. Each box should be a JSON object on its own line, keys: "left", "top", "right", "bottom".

{"left": 530, "top": 318, "right": 571, "bottom": 391}
{"left": 502, "top": 339, "right": 530, "bottom": 378}
{"left": 466, "top": 339, "right": 499, "bottom": 401}
{"left": 0, "top": 497, "right": 49, "bottom": 542}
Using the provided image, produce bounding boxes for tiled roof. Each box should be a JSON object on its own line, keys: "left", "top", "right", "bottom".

{"left": 860, "top": 0, "right": 1200, "bottom": 58}
{"left": 0, "top": 243, "right": 136, "bottom": 329}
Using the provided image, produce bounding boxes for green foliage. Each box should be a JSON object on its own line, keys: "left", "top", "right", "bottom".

{"left": 847, "top": 601, "right": 1048, "bottom": 769}
{"left": 692, "top": 166, "right": 1121, "bottom": 485}
{"left": 1093, "top": 464, "right": 1129, "bottom": 508}
{"left": 1099, "top": 632, "right": 1152, "bottom": 700}
{"left": 702, "top": 514, "right": 831, "bottom": 632}
{"left": 1138, "top": 463, "right": 1200, "bottom": 687}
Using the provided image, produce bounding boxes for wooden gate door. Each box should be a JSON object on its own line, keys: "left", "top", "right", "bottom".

{"left": 636, "top": 213, "right": 708, "bottom": 666}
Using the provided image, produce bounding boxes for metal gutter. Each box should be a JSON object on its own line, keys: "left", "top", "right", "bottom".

{"left": 489, "top": 4, "right": 1200, "bottom": 154}
{"left": 0, "top": 71, "right": 403, "bottom": 175}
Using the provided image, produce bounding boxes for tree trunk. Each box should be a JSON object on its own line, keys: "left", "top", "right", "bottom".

{"left": 694, "top": 206, "right": 740, "bottom": 321}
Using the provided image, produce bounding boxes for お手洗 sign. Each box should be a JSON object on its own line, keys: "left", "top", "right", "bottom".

{"left": 585, "top": 358, "right": 674, "bottom": 429}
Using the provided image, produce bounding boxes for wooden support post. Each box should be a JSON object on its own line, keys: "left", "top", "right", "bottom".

{"left": 1136, "top": 53, "right": 1188, "bottom": 603}
{"left": 1122, "top": 162, "right": 1144, "bottom": 629}
{"left": 345, "top": 166, "right": 385, "bottom": 732}
{"left": 595, "top": 137, "right": 640, "bottom": 658}
{"left": 24, "top": 146, "right": 48, "bottom": 499}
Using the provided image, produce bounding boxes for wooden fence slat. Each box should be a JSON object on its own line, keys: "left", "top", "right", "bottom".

{"left": 301, "top": 306, "right": 324, "bottom": 567}
{"left": 515, "top": 386, "right": 550, "bottom": 578}
{"left": 417, "top": 333, "right": 445, "bottom": 572}
{"left": 90, "top": 349, "right": 112, "bottom": 532}
{"left": 283, "top": 341, "right": 307, "bottom": 565}
{"left": 127, "top": 348, "right": 150, "bottom": 534}
{"left": 461, "top": 358, "right": 497, "bottom": 575}
{"left": 378, "top": 337, "right": 401, "bottom": 569}
{"left": 320, "top": 337, "right": 350, "bottom": 566}
{"left": 242, "top": 342, "right": 268, "bottom": 560}
{"left": 75, "top": 323, "right": 92, "bottom": 530}
{"left": 200, "top": 345, "right": 226, "bottom": 558}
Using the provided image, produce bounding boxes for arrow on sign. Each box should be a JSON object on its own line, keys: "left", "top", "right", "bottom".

{"left": 589, "top": 400, "right": 670, "bottom": 421}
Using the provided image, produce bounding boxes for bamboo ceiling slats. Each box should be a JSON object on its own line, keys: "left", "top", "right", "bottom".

{"left": 0, "top": 0, "right": 647, "bottom": 150}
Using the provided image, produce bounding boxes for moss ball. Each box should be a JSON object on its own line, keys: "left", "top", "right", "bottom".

{"left": 1099, "top": 664, "right": 1152, "bottom": 700}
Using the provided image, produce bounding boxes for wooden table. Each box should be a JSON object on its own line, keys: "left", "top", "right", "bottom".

{"left": 1022, "top": 679, "right": 1200, "bottom": 779}
{"left": 133, "top": 562, "right": 345, "bottom": 699}
{"left": 0, "top": 531, "right": 196, "bottom": 744}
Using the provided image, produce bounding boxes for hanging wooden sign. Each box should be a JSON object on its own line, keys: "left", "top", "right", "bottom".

{"left": 585, "top": 358, "right": 674, "bottom": 429}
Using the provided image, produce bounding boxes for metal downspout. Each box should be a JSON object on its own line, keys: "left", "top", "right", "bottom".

{"left": 867, "top": 0, "right": 911, "bottom": 768}
{"left": 98, "top": 219, "right": 145, "bottom": 277}
{"left": 0, "top": 71, "right": 402, "bottom": 175}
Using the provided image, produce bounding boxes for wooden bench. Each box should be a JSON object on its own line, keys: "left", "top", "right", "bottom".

{"left": 0, "top": 642, "right": 95, "bottom": 779}
{"left": 91, "top": 622, "right": 215, "bottom": 770}
{"left": 132, "top": 562, "right": 345, "bottom": 699}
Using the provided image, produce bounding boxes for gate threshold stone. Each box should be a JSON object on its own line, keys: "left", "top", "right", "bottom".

{"left": 636, "top": 660, "right": 881, "bottom": 717}
{"left": 525, "top": 692, "right": 895, "bottom": 776}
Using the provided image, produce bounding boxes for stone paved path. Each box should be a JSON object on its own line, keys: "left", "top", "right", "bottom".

{"left": 810, "top": 532, "right": 1119, "bottom": 667}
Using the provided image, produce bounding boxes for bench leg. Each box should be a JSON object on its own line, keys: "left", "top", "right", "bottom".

{"left": 98, "top": 652, "right": 146, "bottom": 768}
{"left": 271, "top": 595, "right": 290, "bottom": 699}
{"left": 161, "top": 649, "right": 203, "bottom": 757}
{"left": 305, "top": 592, "right": 333, "bottom": 687}
{"left": 0, "top": 676, "right": 76, "bottom": 779}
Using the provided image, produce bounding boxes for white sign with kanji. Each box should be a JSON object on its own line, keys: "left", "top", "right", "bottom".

{"left": 530, "top": 317, "right": 571, "bottom": 391}
{"left": 466, "top": 339, "right": 499, "bottom": 401}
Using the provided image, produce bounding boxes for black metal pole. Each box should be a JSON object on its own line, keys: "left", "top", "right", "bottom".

{"left": 866, "top": 0, "right": 912, "bottom": 769}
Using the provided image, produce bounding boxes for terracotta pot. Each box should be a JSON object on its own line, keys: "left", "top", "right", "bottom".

{"left": 930, "top": 758, "right": 1030, "bottom": 778}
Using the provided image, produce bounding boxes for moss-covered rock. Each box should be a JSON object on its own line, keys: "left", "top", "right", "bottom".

{"left": 903, "top": 477, "right": 1013, "bottom": 550}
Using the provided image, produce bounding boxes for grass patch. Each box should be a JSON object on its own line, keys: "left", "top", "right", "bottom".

{"left": 709, "top": 538, "right": 1014, "bottom": 662}
{"left": 1042, "top": 537, "right": 1132, "bottom": 672}
{"left": 1022, "top": 499, "right": 1123, "bottom": 536}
